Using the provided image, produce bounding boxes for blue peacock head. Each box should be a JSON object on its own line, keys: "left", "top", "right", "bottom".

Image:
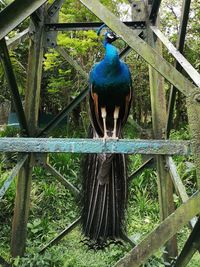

{"left": 97, "top": 24, "right": 119, "bottom": 44}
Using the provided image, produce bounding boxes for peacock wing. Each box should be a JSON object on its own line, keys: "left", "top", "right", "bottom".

{"left": 89, "top": 83, "right": 104, "bottom": 137}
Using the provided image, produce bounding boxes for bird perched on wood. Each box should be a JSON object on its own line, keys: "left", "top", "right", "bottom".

{"left": 81, "top": 25, "right": 133, "bottom": 248}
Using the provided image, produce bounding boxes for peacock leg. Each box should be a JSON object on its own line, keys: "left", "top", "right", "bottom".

{"left": 113, "top": 106, "right": 120, "bottom": 139}
{"left": 101, "top": 107, "right": 109, "bottom": 139}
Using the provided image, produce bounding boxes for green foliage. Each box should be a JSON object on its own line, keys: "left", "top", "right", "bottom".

{"left": 0, "top": 125, "right": 19, "bottom": 137}
{"left": 13, "top": 251, "right": 63, "bottom": 267}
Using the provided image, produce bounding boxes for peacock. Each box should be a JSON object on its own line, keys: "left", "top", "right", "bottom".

{"left": 81, "top": 25, "right": 133, "bottom": 248}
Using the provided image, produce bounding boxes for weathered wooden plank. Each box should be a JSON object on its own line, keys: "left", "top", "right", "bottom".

{"left": 149, "top": 0, "right": 162, "bottom": 23}
{"left": 156, "top": 156, "right": 178, "bottom": 262}
{"left": 167, "top": 156, "right": 197, "bottom": 228}
{"left": 114, "top": 190, "right": 200, "bottom": 267}
{"left": 187, "top": 95, "right": 200, "bottom": 188}
{"left": 6, "top": 28, "right": 29, "bottom": 50}
{"left": 167, "top": 157, "right": 188, "bottom": 202}
{"left": 129, "top": 1, "right": 146, "bottom": 22}
{"left": 0, "top": 0, "right": 47, "bottom": 40}
{"left": 151, "top": 26, "right": 200, "bottom": 87}
{"left": 25, "top": 10, "right": 45, "bottom": 135}
{"left": 0, "top": 155, "right": 28, "bottom": 200}
{"left": 0, "top": 138, "right": 191, "bottom": 155}
{"left": 122, "top": 235, "right": 136, "bottom": 248}
{"left": 11, "top": 154, "right": 33, "bottom": 257}
{"left": 165, "top": 0, "right": 191, "bottom": 139}
{"left": 147, "top": 15, "right": 177, "bottom": 262}
{"left": 39, "top": 217, "right": 81, "bottom": 253}
{"left": 44, "top": 163, "right": 80, "bottom": 196}
{"left": 0, "top": 38, "right": 30, "bottom": 136}
{"left": 79, "top": 0, "right": 198, "bottom": 97}
{"left": 37, "top": 87, "right": 89, "bottom": 137}
{"left": 11, "top": 6, "right": 45, "bottom": 257}
{"left": 174, "top": 217, "right": 200, "bottom": 267}
{"left": 56, "top": 46, "right": 88, "bottom": 80}
{"left": 176, "top": 0, "right": 191, "bottom": 52}
{"left": 128, "top": 157, "right": 154, "bottom": 181}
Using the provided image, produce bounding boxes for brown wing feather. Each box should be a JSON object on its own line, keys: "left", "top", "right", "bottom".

{"left": 122, "top": 86, "right": 133, "bottom": 126}
{"left": 89, "top": 84, "right": 104, "bottom": 137}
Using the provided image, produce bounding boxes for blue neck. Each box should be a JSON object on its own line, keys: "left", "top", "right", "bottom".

{"left": 103, "top": 41, "right": 119, "bottom": 67}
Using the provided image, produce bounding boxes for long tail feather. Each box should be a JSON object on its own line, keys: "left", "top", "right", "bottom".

{"left": 81, "top": 152, "right": 128, "bottom": 247}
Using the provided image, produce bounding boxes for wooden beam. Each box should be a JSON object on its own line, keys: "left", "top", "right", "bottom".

{"left": 0, "top": 138, "right": 191, "bottom": 155}
{"left": 176, "top": 0, "right": 191, "bottom": 52}
{"left": 151, "top": 26, "right": 200, "bottom": 87}
{"left": 187, "top": 95, "right": 200, "bottom": 189}
{"left": 149, "top": 0, "right": 162, "bottom": 24}
{"left": 56, "top": 46, "right": 88, "bottom": 80}
{"left": 174, "top": 217, "right": 200, "bottom": 267}
{"left": 129, "top": 1, "right": 146, "bottom": 22}
{"left": 0, "top": 0, "right": 47, "bottom": 40}
{"left": 114, "top": 190, "right": 200, "bottom": 267}
{"left": 6, "top": 28, "right": 29, "bottom": 50}
{"left": 147, "top": 13, "right": 177, "bottom": 262}
{"left": 39, "top": 217, "right": 81, "bottom": 253}
{"left": 37, "top": 87, "right": 89, "bottom": 137}
{"left": 167, "top": 156, "right": 197, "bottom": 228}
{"left": 128, "top": 157, "right": 154, "bottom": 181}
{"left": 0, "top": 38, "right": 30, "bottom": 136}
{"left": 166, "top": 0, "right": 191, "bottom": 139}
{"left": 167, "top": 157, "right": 188, "bottom": 202}
{"left": 25, "top": 14, "right": 45, "bottom": 135}
{"left": 11, "top": 6, "right": 45, "bottom": 257}
{"left": 0, "top": 155, "right": 28, "bottom": 200}
{"left": 79, "top": 0, "right": 198, "bottom": 97}
{"left": 44, "top": 163, "right": 80, "bottom": 196}
{"left": 10, "top": 154, "right": 33, "bottom": 257}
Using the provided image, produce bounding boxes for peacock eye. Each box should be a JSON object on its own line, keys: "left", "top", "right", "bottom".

{"left": 107, "top": 33, "right": 114, "bottom": 39}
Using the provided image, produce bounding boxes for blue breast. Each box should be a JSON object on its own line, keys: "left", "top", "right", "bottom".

{"left": 89, "top": 43, "right": 131, "bottom": 97}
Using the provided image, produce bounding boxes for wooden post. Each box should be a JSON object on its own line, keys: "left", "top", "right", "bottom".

{"left": 25, "top": 12, "right": 45, "bottom": 136}
{"left": 184, "top": 94, "right": 200, "bottom": 265}
{"left": 146, "top": 4, "right": 178, "bottom": 263}
{"left": 183, "top": 95, "right": 200, "bottom": 264}
{"left": 10, "top": 155, "right": 33, "bottom": 257}
{"left": 11, "top": 6, "right": 45, "bottom": 257}
{"left": 187, "top": 93, "right": 200, "bottom": 188}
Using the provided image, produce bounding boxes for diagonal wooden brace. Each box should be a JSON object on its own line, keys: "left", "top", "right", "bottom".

{"left": 114, "top": 190, "right": 200, "bottom": 267}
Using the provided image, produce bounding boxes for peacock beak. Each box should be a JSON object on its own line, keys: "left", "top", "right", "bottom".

{"left": 116, "top": 35, "right": 122, "bottom": 39}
